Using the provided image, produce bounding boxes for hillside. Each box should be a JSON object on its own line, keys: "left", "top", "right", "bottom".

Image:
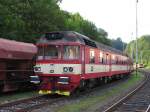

{"left": 125, "top": 35, "right": 150, "bottom": 66}
{"left": 0, "top": 0, "right": 110, "bottom": 45}
{"left": 111, "top": 37, "right": 127, "bottom": 51}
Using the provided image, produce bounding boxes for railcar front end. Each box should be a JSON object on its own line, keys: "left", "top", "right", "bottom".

{"left": 34, "top": 43, "right": 83, "bottom": 96}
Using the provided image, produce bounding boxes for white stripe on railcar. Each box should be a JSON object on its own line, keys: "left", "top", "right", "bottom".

{"left": 35, "top": 64, "right": 82, "bottom": 74}
{"left": 111, "top": 65, "right": 128, "bottom": 71}
{"left": 85, "top": 64, "right": 110, "bottom": 73}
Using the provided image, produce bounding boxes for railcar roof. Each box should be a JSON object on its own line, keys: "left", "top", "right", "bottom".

{"left": 0, "top": 38, "right": 37, "bottom": 59}
{"left": 38, "top": 31, "right": 127, "bottom": 56}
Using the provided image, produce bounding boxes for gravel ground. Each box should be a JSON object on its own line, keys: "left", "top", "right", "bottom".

{"left": 30, "top": 73, "right": 144, "bottom": 112}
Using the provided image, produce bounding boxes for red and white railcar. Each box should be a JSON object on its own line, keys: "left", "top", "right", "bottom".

{"left": 32, "top": 31, "right": 133, "bottom": 96}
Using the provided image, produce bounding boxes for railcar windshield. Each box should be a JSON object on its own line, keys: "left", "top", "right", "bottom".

{"left": 45, "top": 45, "right": 61, "bottom": 59}
{"left": 63, "top": 46, "right": 80, "bottom": 59}
{"left": 37, "top": 45, "right": 61, "bottom": 60}
{"left": 37, "top": 45, "right": 80, "bottom": 60}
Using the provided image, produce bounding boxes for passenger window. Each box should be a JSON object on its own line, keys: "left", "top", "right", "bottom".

{"left": 99, "top": 52, "right": 103, "bottom": 63}
{"left": 111, "top": 55, "right": 116, "bottom": 64}
{"left": 106, "top": 54, "right": 109, "bottom": 64}
{"left": 103, "top": 54, "right": 107, "bottom": 64}
{"left": 90, "top": 50, "right": 95, "bottom": 63}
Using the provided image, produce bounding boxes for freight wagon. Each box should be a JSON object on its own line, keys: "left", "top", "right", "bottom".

{"left": 0, "top": 38, "right": 37, "bottom": 92}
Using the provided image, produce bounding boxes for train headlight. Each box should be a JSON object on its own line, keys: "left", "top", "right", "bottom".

{"left": 63, "top": 67, "right": 68, "bottom": 72}
{"left": 30, "top": 76, "right": 40, "bottom": 84}
{"left": 69, "top": 67, "right": 73, "bottom": 72}
{"left": 34, "top": 66, "right": 41, "bottom": 72}
{"left": 63, "top": 67, "right": 73, "bottom": 73}
{"left": 58, "top": 77, "right": 69, "bottom": 84}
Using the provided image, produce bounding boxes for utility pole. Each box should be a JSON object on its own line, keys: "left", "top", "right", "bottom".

{"left": 135, "top": 0, "right": 138, "bottom": 76}
{"left": 140, "top": 51, "right": 143, "bottom": 64}
{"left": 130, "top": 33, "right": 134, "bottom": 60}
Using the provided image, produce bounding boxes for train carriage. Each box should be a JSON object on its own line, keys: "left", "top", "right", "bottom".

{"left": 32, "top": 31, "right": 133, "bottom": 96}
{"left": 0, "top": 38, "right": 37, "bottom": 92}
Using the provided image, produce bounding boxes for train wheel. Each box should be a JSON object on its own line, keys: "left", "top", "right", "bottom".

{"left": 104, "top": 77, "right": 108, "bottom": 84}
{"left": 87, "top": 79, "right": 95, "bottom": 89}
{"left": 121, "top": 74, "right": 124, "bottom": 78}
{"left": 95, "top": 78, "right": 101, "bottom": 86}
{"left": 79, "top": 80, "right": 86, "bottom": 90}
{"left": 71, "top": 88, "right": 80, "bottom": 97}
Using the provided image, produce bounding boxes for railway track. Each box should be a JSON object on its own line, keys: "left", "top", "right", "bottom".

{"left": 104, "top": 70, "right": 150, "bottom": 112}
{"left": 0, "top": 75, "right": 133, "bottom": 112}
{"left": 0, "top": 95, "right": 64, "bottom": 112}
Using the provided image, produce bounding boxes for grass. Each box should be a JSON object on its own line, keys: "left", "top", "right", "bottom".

{"left": 0, "top": 90, "right": 39, "bottom": 104}
{"left": 145, "top": 65, "right": 150, "bottom": 69}
{"left": 56, "top": 72, "right": 143, "bottom": 112}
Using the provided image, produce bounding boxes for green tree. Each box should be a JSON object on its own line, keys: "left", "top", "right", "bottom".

{"left": 64, "top": 12, "right": 111, "bottom": 45}
{"left": 125, "top": 35, "right": 150, "bottom": 66}
{"left": 0, "top": 0, "right": 111, "bottom": 46}
{"left": 111, "top": 37, "right": 127, "bottom": 51}
{"left": 0, "top": 0, "right": 66, "bottom": 42}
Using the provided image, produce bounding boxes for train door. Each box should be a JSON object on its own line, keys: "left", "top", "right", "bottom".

{"left": 84, "top": 47, "right": 96, "bottom": 75}
{"left": 99, "top": 51, "right": 105, "bottom": 73}
{"left": 106, "top": 53, "right": 111, "bottom": 76}
{"left": 103, "top": 53, "right": 107, "bottom": 72}
{"left": 81, "top": 45, "right": 85, "bottom": 75}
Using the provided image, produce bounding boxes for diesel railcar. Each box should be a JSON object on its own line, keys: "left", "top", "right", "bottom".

{"left": 0, "top": 38, "right": 37, "bottom": 92}
{"left": 32, "top": 31, "right": 133, "bottom": 96}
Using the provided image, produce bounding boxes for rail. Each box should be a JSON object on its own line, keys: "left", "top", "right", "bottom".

{"left": 103, "top": 69, "right": 149, "bottom": 112}
{"left": 0, "top": 95, "right": 64, "bottom": 112}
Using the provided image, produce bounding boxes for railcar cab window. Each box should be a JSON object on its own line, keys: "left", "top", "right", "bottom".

{"left": 90, "top": 50, "right": 95, "bottom": 63}
{"left": 63, "top": 46, "right": 80, "bottom": 60}
{"left": 45, "top": 45, "right": 61, "bottom": 59}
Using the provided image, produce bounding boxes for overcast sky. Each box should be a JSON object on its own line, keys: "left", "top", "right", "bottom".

{"left": 60, "top": 0, "right": 150, "bottom": 43}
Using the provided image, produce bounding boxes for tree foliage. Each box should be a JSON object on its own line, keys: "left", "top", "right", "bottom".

{"left": 111, "top": 37, "right": 126, "bottom": 51}
{"left": 125, "top": 35, "right": 150, "bottom": 66}
{"left": 0, "top": 0, "right": 110, "bottom": 45}
{"left": 64, "top": 12, "right": 111, "bottom": 45}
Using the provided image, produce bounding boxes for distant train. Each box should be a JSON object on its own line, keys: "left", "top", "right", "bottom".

{"left": 0, "top": 38, "right": 37, "bottom": 92}
{"left": 31, "top": 31, "right": 133, "bottom": 96}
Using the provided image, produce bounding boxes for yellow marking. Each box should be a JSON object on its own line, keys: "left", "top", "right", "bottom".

{"left": 39, "top": 90, "right": 51, "bottom": 94}
{"left": 55, "top": 90, "right": 70, "bottom": 96}
{"left": 39, "top": 90, "right": 70, "bottom": 96}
